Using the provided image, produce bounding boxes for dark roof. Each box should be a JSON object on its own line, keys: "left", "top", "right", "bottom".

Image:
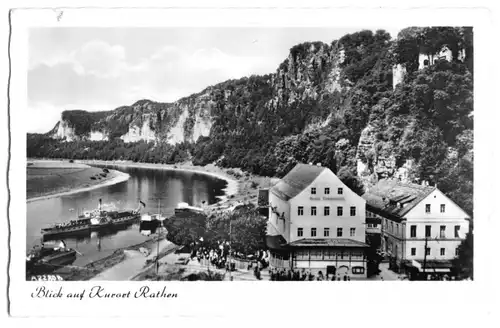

{"left": 287, "top": 238, "right": 369, "bottom": 248}
{"left": 362, "top": 179, "right": 435, "bottom": 219}
{"left": 366, "top": 216, "right": 381, "bottom": 224}
{"left": 265, "top": 235, "right": 288, "bottom": 251}
{"left": 270, "top": 163, "right": 326, "bottom": 200}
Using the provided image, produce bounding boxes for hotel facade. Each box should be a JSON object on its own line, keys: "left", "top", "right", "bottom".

{"left": 265, "top": 163, "right": 369, "bottom": 278}
{"left": 363, "top": 179, "right": 470, "bottom": 279}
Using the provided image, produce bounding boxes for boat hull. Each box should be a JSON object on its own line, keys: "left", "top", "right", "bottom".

{"left": 26, "top": 249, "right": 77, "bottom": 275}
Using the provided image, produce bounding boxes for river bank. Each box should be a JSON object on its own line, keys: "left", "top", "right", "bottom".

{"left": 77, "top": 159, "right": 279, "bottom": 210}
{"left": 27, "top": 160, "right": 130, "bottom": 203}
{"left": 51, "top": 234, "right": 168, "bottom": 281}
{"left": 27, "top": 159, "right": 279, "bottom": 280}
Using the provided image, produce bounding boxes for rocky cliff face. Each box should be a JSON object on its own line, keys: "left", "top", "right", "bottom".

{"left": 48, "top": 91, "right": 213, "bottom": 145}
{"left": 42, "top": 27, "right": 472, "bottom": 196}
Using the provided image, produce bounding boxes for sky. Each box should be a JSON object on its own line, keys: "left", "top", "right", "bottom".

{"left": 28, "top": 27, "right": 402, "bottom": 133}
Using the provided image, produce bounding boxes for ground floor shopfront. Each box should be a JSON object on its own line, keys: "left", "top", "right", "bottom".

{"left": 266, "top": 236, "right": 369, "bottom": 279}
{"left": 401, "top": 259, "right": 456, "bottom": 280}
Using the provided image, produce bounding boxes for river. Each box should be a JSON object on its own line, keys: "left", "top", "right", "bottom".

{"left": 26, "top": 165, "right": 227, "bottom": 266}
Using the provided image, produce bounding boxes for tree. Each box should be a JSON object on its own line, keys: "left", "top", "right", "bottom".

{"left": 452, "top": 231, "right": 473, "bottom": 280}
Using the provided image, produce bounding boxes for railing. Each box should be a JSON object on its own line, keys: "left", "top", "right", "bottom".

{"left": 270, "top": 257, "right": 290, "bottom": 269}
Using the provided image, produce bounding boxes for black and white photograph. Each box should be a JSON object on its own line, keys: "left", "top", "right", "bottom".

{"left": 4, "top": 3, "right": 498, "bottom": 321}
{"left": 24, "top": 24, "right": 474, "bottom": 282}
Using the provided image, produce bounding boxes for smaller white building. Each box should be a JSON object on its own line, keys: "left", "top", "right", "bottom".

{"left": 363, "top": 179, "right": 470, "bottom": 279}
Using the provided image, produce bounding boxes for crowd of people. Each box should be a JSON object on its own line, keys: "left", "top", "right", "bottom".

{"left": 188, "top": 243, "right": 271, "bottom": 274}
{"left": 270, "top": 268, "right": 352, "bottom": 281}
{"left": 191, "top": 243, "right": 230, "bottom": 269}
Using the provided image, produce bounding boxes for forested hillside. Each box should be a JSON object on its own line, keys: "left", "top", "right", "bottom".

{"left": 27, "top": 27, "right": 473, "bottom": 215}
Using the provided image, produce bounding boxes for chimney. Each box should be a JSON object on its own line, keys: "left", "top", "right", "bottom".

{"left": 316, "top": 163, "right": 322, "bottom": 167}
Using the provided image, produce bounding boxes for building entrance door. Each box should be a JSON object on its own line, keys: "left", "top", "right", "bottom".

{"left": 326, "top": 266, "right": 336, "bottom": 276}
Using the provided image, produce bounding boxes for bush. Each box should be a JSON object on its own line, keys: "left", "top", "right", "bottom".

{"left": 182, "top": 271, "right": 225, "bottom": 281}
{"left": 250, "top": 181, "right": 259, "bottom": 188}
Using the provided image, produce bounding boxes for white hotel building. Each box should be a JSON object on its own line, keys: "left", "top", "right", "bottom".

{"left": 362, "top": 179, "right": 471, "bottom": 279}
{"left": 264, "top": 163, "right": 369, "bottom": 278}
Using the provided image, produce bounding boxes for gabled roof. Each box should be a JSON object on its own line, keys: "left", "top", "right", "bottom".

{"left": 270, "top": 163, "right": 326, "bottom": 201}
{"left": 362, "top": 179, "right": 436, "bottom": 219}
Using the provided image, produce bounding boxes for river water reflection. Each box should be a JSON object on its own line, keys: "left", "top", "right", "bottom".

{"left": 26, "top": 165, "right": 227, "bottom": 266}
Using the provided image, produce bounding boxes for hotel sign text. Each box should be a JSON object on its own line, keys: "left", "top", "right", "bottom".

{"left": 309, "top": 197, "right": 344, "bottom": 201}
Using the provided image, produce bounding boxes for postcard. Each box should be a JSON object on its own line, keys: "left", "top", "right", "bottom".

{"left": 5, "top": 3, "right": 497, "bottom": 321}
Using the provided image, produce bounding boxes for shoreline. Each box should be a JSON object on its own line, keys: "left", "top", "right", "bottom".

{"left": 27, "top": 168, "right": 130, "bottom": 203}
{"left": 77, "top": 160, "right": 241, "bottom": 206}
{"left": 27, "top": 159, "right": 278, "bottom": 280}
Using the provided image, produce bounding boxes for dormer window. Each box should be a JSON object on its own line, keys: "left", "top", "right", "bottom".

{"left": 311, "top": 187, "right": 316, "bottom": 195}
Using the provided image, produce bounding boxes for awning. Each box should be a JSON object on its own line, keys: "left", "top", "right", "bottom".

{"left": 265, "top": 235, "right": 288, "bottom": 251}
{"left": 406, "top": 260, "right": 453, "bottom": 273}
{"left": 287, "top": 238, "right": 369, "bottom": 248}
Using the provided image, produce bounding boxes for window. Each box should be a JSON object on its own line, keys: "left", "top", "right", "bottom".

{"left": 350, "top": 206, "right": 356, "bottom": 216}
{"left": 297, "top": 206, "right": 304, "bottom": 216}
{"left": 324, "top": 187, "right": 330, "bottom": 195}
{"left": 352, "top": 267, "right": 365, "bottom": 275}
{"left": 324, "top": 228, "right": 330, "bottom": 237}
{"left": 411, "top": 248, "right": 416, "bottom": 256}
{"left": 311, "top": 206, "right": 317, "bottom": 216}
{"left": 425, "top": 248, "right": 430, "bottom": 256}
{"left": 338, "top": 187, "right": 343, "bottom": 195}
{"left": 410, "top": 225, "right": 417, "bottom": 238}
{"left": 337, "top": 206, "right": 343, "bottom": 216}
{"left": 423, "top": 59, "right": 429, "bottom": 66}
{"left": 311, "top": 187, "right": 316, "bottom": 195}
{"left": 337, "top": 228, "right": 343, "bottom": 237}
{"left": 351, "top": 252, "right": 363, "bottom": 260}
{"left": 440, "top": 225, "right": 446, "bottom": 238}
{"left": 350, "top": 228, "right": 356, "bottom": 237}
{"left": 455, "top": 225, "right": 460, "bottom": 238}
{"left": 455, "top": 248, "right": 459, "bottom": 256}
{"left": 297, "top": 228, "right": 303, "bottom": 237}
{"left": 324, "top": 250, "right": 335, "bottom": 259}
{"left": 310, "top": 250, "right": 322, "bottom": 260}
{"left": 311, "top": 228, "right": 317, "bottom": 237}
{"left": 425, "top": 204, "right": 431, "bottom": 213}
{"left": 440, "top": 248, "right": 445, "bottom": 256}
{"left": 324, "top": 206, "right": 330, "bottom": 216}
{"left": 425, "top": 225, "right": 431, "bottom": 237}
{"left": 296, "top": 250, "right": 308, "bottom": 260}
{"left": 391, "top": 222, "right": 394, "bottom": 233}
{"left": 396, "top": 223, "right": 399, "bottom": 235}
{"left": 440, "top": 204, "right": 446, "bottom": 213}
